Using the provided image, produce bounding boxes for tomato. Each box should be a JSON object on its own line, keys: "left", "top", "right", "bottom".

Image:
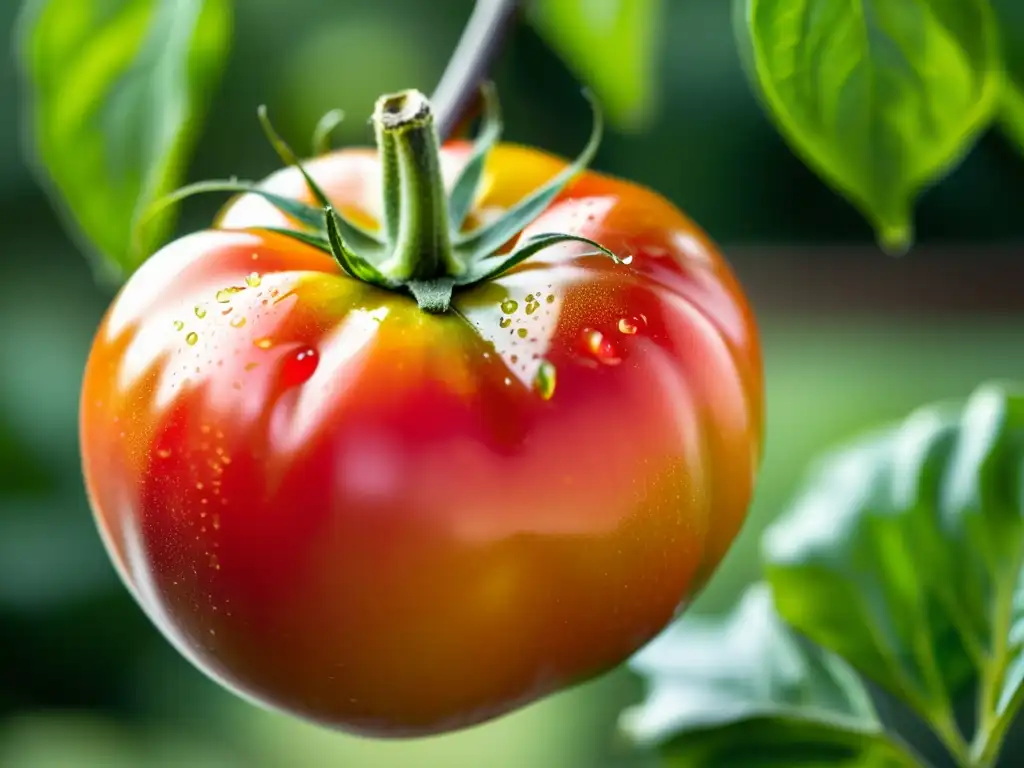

{"left": 79, "top": 89, "right": 763, "bottom": 737}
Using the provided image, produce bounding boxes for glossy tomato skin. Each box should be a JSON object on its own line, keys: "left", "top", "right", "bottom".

{"left": 80, "top": 141, "right": 763, "bottom": 736}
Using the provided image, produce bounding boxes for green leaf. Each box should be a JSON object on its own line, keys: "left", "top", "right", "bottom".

{"left": 145, "top": 179, "right": 328, "bottom": 231}
{"left": 447, "top": 83, "right": 503, "bottom": 234}
{"left": 991, "top": 0, "right": 1024, "bottom": 152}
{"left": 311, "top": 108, "right": 346, "bottom": 156}
{"left": 17, "top": 0, "right": 232, "bottom": 279}
{"left": 257, "top": 106, "right": 384, "bottom": 253}
{"left": 734, "top": 0, "right": 1002, "bottom": 252}
{"left": 528, "top": 0, "right": 663, "bottom": 130}
{"left": 453, "top": 93, "right": 603, "bottom": 260}
{"left": 458, "top": 232, "right": 620, "bottom": 285}
{"left": 324, "top": 207, "right": 394, "bottom": 289}
{"left": 763, "top": 382, "right": 1024, "bottom": 764}
{"left": 621, "top": 584, "right": 919, "bottom": 767}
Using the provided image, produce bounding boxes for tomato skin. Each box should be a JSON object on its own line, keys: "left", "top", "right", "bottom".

{"left": 80, "top": 141, "right": 763, "bottom": 736}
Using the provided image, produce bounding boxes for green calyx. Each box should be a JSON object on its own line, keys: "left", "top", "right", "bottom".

{"left": 150, "top": 85, "right": 618, "bottom": 314}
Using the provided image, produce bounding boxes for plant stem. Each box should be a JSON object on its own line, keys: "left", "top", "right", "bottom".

{"left": 431, "top": 0, "right": 520, "bottom": 141}
{"left": 373, "top": 90, "right": 461, "bottom": 283}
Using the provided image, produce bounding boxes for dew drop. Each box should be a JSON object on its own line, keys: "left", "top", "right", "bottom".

{"left": 216, "top": 286, "right": 244, "bottom": 303}
{"left": 246, "top": 271, "right": 262, "bottom": 287}
{"left": 156, "top": 448, "right": 172, "bottom": 459}
{"left": 194, "top": 305, "right": 208, "bottom": 319}
{"left": 618, "top": 318, "right": 638, "bottom": 335}
{"left": 230, "top": 316, "right": 247, "bottom": 328}
{"left": 499, "top": 317, "right": 511, "bottom": 329}
{"left": 500, "top": 299, "right": 518, "bottom": 314}
{"left": 581, "top": 328, "right": 622, "bottom": 365}
{"left": 281, "top": 347, "right": 319, "bottom": 388}
{"left": 186, "top": 332, "right": 199, "bottom": 346}
{"left": 173, "top": 320, "right": 184, "bottom": 331}
{"left": 621, "top": 254, "right": 634, "bottom": 265}
{"left": 533, "top": 360, "right": 557, "bottom": 400}
{"left": 254, "top": 337, "right": 274, "bottom": 349}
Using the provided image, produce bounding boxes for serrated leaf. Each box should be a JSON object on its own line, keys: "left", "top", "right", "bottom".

{"left": 528, "top": 0, "right": 663, "bottom": 130}
{"left": 763, "top": 382, "right": 1024, "bottom": 764}
{"left": 17, "top": 0, "right": 232, "bottom": 280}
{"left": 991, "top": 0, "right": 1024, "bottom": 152}
{"left": 622, "top": 584, "right": 918, "bottom": 767}
{"left": 734, "top": 0, "right": 1001, "bottom": 252}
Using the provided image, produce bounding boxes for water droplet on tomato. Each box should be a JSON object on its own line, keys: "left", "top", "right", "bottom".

{"left": 194, "top": 305, "right": 207, "bottom": 319}
{"left": 618, "top": 314, "right": 647, "bottom": 335}
{"left": 533, "top": 360, "right": 557, "bottom": 400}
{"left": 246, "top": 272, "right": 262, "bottom": 287}
{"left": 186, "top": 332, "right": 199, "bottom": 346}
{"left": 581, "top": 328, "right": 621, "bottom": 365}
{"left": 280, "top": 347, "right": 319, "bottom": 388}
{"left": 621, "top": 254, "right": 634, "bottom": 265}
{"left": 500, "top": 299, "right": 518, "bottom": 314}
{"left": 254, "top": 337, "right": 273, "bottom": 349}
{"left": 216, "top": 287, "right": 243, "bottom": 303}
{"left": 173, "top": 320, "right": 184, "bottom": 331}
{"left": 156, "top": 448, "right": 172, "bottom": 459}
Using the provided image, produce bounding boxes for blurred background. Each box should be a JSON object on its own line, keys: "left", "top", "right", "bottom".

{"left": 2, "top": 0, "right": 1024, "bottom": 765}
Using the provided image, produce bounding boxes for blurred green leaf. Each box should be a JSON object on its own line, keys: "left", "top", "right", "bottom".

{"left": 621, "top": 584, "right": 919, "bottom": 766}
{"left": 0, "top": 497, "right": 116, "bottom": 613}
{"left": 0, "top": 416, "right": 50, "bottom": 493}
{"left": 529, "top": 0, "right": 662, "bottom": 130}
{"left": 17, "top": 0, "right": 232, "bottom": 281}
{"left": 0, "top": 713, "right": 242, "bottom": 768}
{"left": 991, "top": 0, "right": 1024, "bottom": 152}
{"left": 764, "top": 382, "right": 1024, "bottom": 765}
{"left": 734, "top": 0, "right": 1001, "bottom": 252}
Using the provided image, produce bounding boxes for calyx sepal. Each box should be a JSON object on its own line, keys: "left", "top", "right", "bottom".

{"left": 147, "top": 85, "right": 619, "bottom": 314}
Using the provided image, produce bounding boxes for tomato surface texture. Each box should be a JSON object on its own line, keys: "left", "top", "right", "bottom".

{"left": 80, "top": 93, "right": 763, "bottom": 737}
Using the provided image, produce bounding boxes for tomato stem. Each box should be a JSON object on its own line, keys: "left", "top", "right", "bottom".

{"left": 374, "top": 90, "right": 464, "bottom": 285}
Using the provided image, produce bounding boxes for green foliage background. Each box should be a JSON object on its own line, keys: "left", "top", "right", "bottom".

{"left": 2, "top": 0, "right": 1024, "bottom": 766}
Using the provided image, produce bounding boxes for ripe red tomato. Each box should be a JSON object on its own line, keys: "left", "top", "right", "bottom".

{"left": 80, "top": 91, "right": 763, "bottom": 737}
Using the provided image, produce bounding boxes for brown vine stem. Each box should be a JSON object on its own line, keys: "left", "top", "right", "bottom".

{"left": 431, "top": 0, "right": 521, "bottom": 141}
